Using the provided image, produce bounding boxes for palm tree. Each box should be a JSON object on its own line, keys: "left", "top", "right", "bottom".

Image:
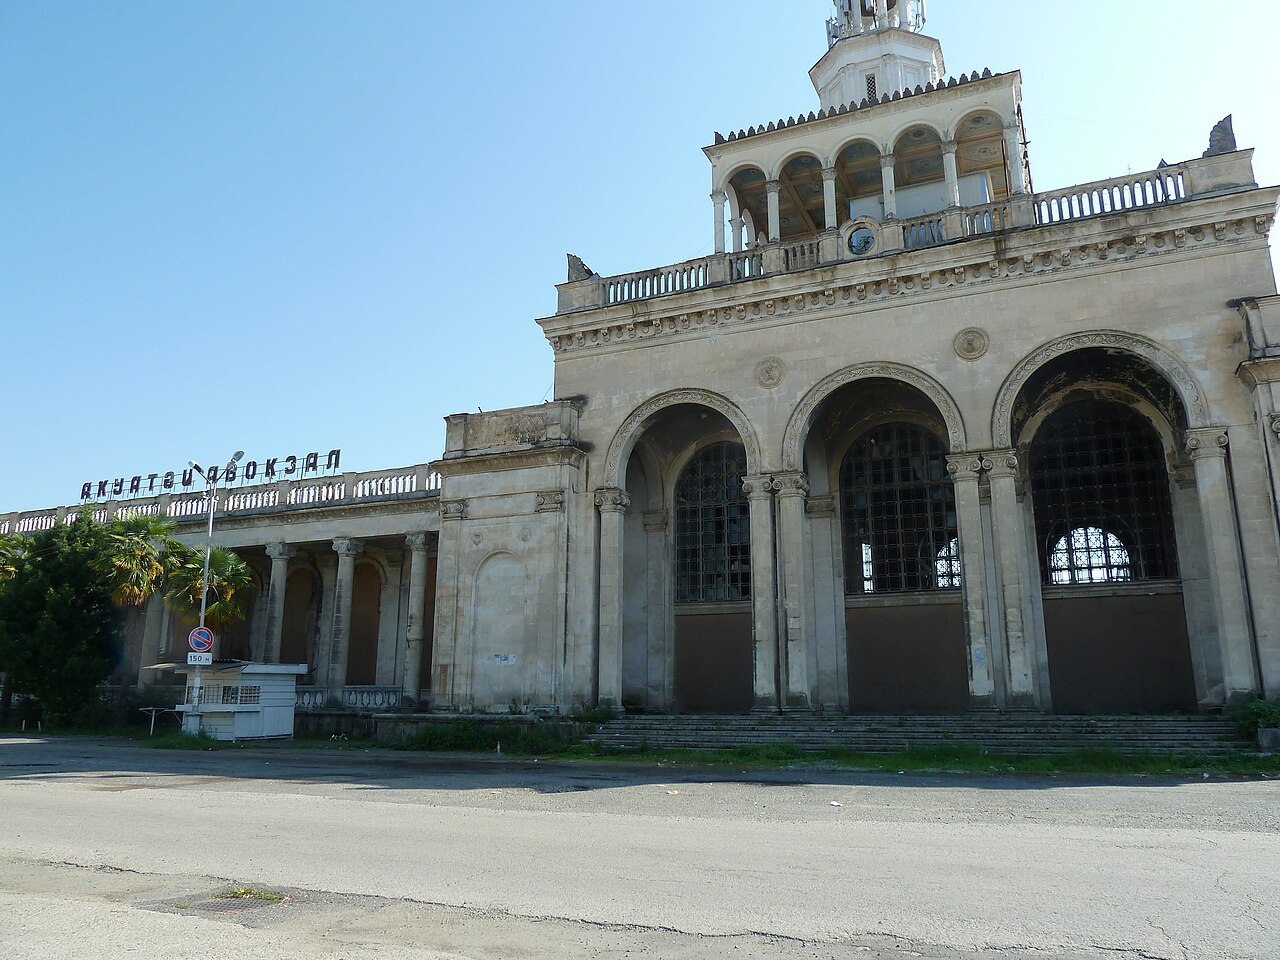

{"left": 0, "top": 534, "right": 26, "bottom": 584}
{"left": 164, "top": 546, "right": 254, "bottom": 631}
{"left": 100, "top": 515, "right": 184, "bottom": 607}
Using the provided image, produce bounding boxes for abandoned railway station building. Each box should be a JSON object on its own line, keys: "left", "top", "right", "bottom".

{"left": 6, "top": 1, "right": 1280, "bottom": 720}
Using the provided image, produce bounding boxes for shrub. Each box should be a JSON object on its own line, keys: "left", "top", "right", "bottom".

{"left": 1232, "top": 699, "right": 1280, "bottom": 739}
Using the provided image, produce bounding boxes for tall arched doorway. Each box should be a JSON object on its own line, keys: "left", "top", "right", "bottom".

{"left": 281, "top": 567, "right": 321, "bottom": 678}
{"left": 345, "top": 563, "right": 382, "bottom": 686}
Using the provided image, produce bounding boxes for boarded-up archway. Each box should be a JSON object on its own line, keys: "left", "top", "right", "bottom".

{"left": 470, "top": 553, "right": 529, "bottom": 710}
{"left": 345, "top": 563, "right": 382, "bottom": 686}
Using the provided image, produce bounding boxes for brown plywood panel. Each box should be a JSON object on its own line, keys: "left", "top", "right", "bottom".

{"left": 1044, "top": 593, "right": 1196, "bottom": 714}
{"left": 281, "top": 569, "right": 319, "bottom": 672}
{"left": 674, "top": 612, "right": 753, "bottom": 714}
{"left": 345, "top": 564, "right": 382, "bottom": 686}
{"left": 845, "top": 602, "right": 968, "bottom": 713}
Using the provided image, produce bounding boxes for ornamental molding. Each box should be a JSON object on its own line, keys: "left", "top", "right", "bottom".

{"left": 544, "top": 214, "right": 1276, "bottom": 358}
{"left": 991, "top": 330, "right": 1210, "bottom": 448}
{"left": 440, "top": 499, "right": 468, "bottom": 521}
{"left": 604, "top": 389, "right": 761, "bottom": 487}
{"left": 535, "top": 490, "right": 566, "bottom": 513}
{"left": 783, "top": 362, "right": 967, "bottom": 470}
{"left": 755, "top": 356, "right": 786, "bottom": 389}
{"left": 805, "top": 495, "right": 836, "bottom": 517}
{"left": 954, "top": 327, "right": 990, "bottom": 361}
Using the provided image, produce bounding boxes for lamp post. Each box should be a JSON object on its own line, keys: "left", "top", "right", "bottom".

{"left": 186, "top": 450, "right": 244, "bottom": 732}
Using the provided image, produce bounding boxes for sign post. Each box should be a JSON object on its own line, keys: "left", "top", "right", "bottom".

{"left": 188, "top": 626, "right": 216, "bottom": 724}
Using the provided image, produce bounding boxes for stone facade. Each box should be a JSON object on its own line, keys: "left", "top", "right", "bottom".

{"left": 5, "top": 4, "right": 1279, "bottom": 718}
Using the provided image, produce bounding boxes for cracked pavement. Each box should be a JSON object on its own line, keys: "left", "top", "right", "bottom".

{"left": 0, "top": 736, "right": 1276, "bottom": 959}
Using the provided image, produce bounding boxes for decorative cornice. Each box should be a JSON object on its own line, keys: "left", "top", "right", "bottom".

{"left": 1185, "top": 428, "right": 1230, "bottom": 460}
{"left": 535, "top": 490, "right": 566, "bottom": 513}
{"left": 545, "top": 213, "right": 1276, "bottom": 358}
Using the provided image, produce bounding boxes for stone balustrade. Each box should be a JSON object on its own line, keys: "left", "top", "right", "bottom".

{"left": 555, "top": 153, "right": 1252, "bottom": 316}
{"left": 0, "top": 464, "right": 442, "bottom": 536}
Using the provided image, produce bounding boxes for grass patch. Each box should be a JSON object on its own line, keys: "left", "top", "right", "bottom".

{"left": 217, "top": 885, "right": 287, "bottom": 903}
{"left": 392, "top": 719, "right": 584, "bottom": 756}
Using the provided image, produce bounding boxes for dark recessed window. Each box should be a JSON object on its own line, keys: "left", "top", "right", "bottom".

{"left": 674, "top": 442, "right": 751, "bottom": 604}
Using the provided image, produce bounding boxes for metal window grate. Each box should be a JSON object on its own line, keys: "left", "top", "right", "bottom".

{"left": 840, "top": 423, "right": 959, "bottom": 594}
{"left": 1030, "top": 401, "right": 1178, "bottom": 584}
{"left": 866, "top": 73, "right": 878, "bottom": 102}
{"left": 675, "top": 442, "right": 752, "bottom": 603}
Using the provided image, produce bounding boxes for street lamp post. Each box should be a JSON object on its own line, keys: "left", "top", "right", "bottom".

{"left": 186, "top": 450, "right": 244, "bottom": 732}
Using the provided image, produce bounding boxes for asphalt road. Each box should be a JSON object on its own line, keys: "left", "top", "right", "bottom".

{"left": 0, "top": 735, "right": 1276, "bottom": 960}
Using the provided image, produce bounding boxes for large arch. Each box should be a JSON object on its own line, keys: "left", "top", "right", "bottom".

{"left": 782, "top": 362, "right": 967, "bottom": 471}
{"left": 992, "top": 331, "right": 1209, "bottom": 448}
{"left": 605, "top": 389, "right": 762, "bottom": 488}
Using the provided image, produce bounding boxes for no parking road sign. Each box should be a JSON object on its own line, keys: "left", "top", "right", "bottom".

{"left": 188, "top": 626, "right": 215, "bottom": 653}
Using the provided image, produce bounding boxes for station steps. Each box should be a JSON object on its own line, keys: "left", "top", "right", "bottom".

{"left": 582, "top": 713, "right": 1246, "bottom": 757}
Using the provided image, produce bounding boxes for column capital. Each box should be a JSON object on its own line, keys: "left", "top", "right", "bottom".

{"left": 821, "top": 165, "right": 837, "bottom": 183}
{"left": 405, "top": 532, "right": 430, "bottom": 552}
{"left": 710, "top": 189, "right": 728, "bottom": 204}
{"left": 266, "top": 542, "right": 296, "bottom": 562}
{"left": 332, "top": 538, "right": 364, "bottom": 558}
{"left": 1004, "top": 120, "right": 1022, "bottom": 133}
{"left": 771, "top": 471, "right": 810, "bottom": 498}
{"left": 594, "top": 487, "right": 630, "bottom": 513}
{"left": 440, "top": 499, "right": 468, "bottom": 521}
{"left": 942, "top": 138, "right": 958, "bottom": 154}
{"left": 1270, "top": 414, "right": 1280, "bottom": 440}
{"left": 879, "top": 153, "right": 896, "bottom": 169}
{"left": 765, "top": 179, "right": 781, "bottom": 196}
{"left": 946, "top": 455, "right": 985, "bottom": 482}
{"left": 1186, "top": 428, "right": 1230, "bottom": 460}
{"left": 642, "top": 509, "right": 669, "bottom": 532}
{"left": 805, "top": 494, "right": 836, "bottom": 517}
{"left": 742, "top": 474, "right": 775, "bottom": 500}
{"left": 535, "top": 490, "right": 566, "bottom": 513}
{"left": 983, "top": 451, "right": 1020, "bottom": 480}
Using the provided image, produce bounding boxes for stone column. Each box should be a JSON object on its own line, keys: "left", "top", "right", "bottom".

{"left": 1185, "top": 429, "right": 1258, "bottom": 698}
{"left": 643, "top": 510, "right": 671, "bottom": 710}
{"left": 765, "top": 179, "right": 782, "bottom": 242}
{"left": 262, "top": 542, "right": 294, "bottom": 664}
{"left": 947, "top": 456, "right": 996, "bottom": 705}
{"left": 942, "top": 140, "right": 962, "bottom": 208}
{"left": 136, "top": 591, "right": 166, "bottom": 688}
{"left": 985, "top": 452, "right": 1037, "bottom": 705}
{"left": 773, "top": 472, "right": 813, "bottom": 709}
{"left": 328, "top": 538, "right": 364, "bottom": 699}
{"left": 743, "top": 475, "right": 779, "bottom": 710}
{"left": 596, "top": 488, "right": 630, "bottom": 711}
{"left": 1005, "top": 123, "right": 1028, "bottom": 195}
{"left": 874, "top": 0, "right": 889, "bottom": 30}
{"left": 403, "top": 533, "right": 431, "bottom": 704}
{"left": 431, "top": 499, "right": 467, "bottom": 708}
{"left": 712, "top": 190, "right": 727, "bottom": 254}
{"left": 879, "top": 154, "right": 897, "bottom": 220}
{"left": 729, "top": 216, "right": 745, "bottom": 253}
{"left": 822, "top": 166, "right": 838, "bottom": 231}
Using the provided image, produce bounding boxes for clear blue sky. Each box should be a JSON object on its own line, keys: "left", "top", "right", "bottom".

{"left": 3, "top": 1, "right": 1278, "bottom": 513}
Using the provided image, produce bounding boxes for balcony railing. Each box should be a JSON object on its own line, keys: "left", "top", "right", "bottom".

{"left": 557, "top": 156, "right": 1232, "bottom": 316}
{"left": 0, "top": 464, "right": 443, "bottom": 536}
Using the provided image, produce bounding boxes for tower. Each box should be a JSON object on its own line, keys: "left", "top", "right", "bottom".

{"left": 814, "top": 0, "right": 944, "bottom": 111}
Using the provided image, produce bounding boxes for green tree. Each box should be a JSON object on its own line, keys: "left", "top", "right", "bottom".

{"left": 0, "top": 513, "right": 121, "bottom": 724}
{"left": 99, "top": 515, "right": 184, "bottom": 607}
{"left": 0, "top": 533, "right": 26, "bottom": 583}
{"left": 164, "top": 546, "right": 254, "bottom": 631}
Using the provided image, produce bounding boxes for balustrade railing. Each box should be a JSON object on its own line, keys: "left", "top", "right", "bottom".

{"left": 342, "top": 686, "right": 402, "bottom": 711}
{"left": 606, "top": 255, "right": 716, "bottom": 305}
{"left": 295, "top": 686, "right": 329, "bottom": 710}
{"left": 901, "top": 214, "right": 947, "bottom": 251}
{"left": 1034, "top": 166, "right": 1187, "bottom": 226}
{"left": 965, "top": 202, "right": 1012, "bottom": 237}
{"left": 288, "top": 481, "right": 346, "bottom": 506}
{"left": 728, "top": 250, "right": 765, "bottom": 281}
{"left": 783, "top": 238, "right": 821, "bottom": 271}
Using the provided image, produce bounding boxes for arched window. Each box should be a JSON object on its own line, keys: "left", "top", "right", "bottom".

{"left": 1030, "top": 401, "right": 1177, "bottom": 584}
{"left": 674, "top": 442, "right": 751, "bottom": 603}
{"left": 840, "top": 423, "right": 959, "bottom": 594}
{"left": 1049, "top": 527, "right": 1131, "bottom": 584}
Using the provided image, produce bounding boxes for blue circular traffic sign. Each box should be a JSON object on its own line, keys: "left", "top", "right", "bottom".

{"left": 188, "top": 626, "right": 215, "bottom": 653}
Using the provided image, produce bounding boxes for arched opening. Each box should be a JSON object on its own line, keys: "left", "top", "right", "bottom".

{"left": 833, "top": 140, "right": 884, "bottom": 224}
{"left": 613, "top": 399, "right": 758, "bottom": 714}
{"left": 892, "top": 125, "right": 945, "bottom": 219}
{"left": 470, "top": 553, "right": 529, "bottom": 711}
{"left": 345, "top": 562, "right": 382, "bottom": 686}
{"left": 954, "top": 110, "right": 1011, "bottom": 203}
{"left": 728, "top": 166, "right": 768, "bottom": 247}
{"left": 777, "top": 153, "right": 826, "bottom": 241}
{"left": 281, "top": 567, "right": 320, "bottom": 677}
{"left": 1027, "top": 397, "right": 1196, "bottom": 714}
{"left": 798, "top": 376, "right": 969, "bottom": 713}
{"left": 218, "top": 564, "right": 260, "bottom": 662}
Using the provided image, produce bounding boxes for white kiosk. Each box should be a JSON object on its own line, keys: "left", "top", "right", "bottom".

{"left": 171, "top": 662, "right": 309, "bottom": 741}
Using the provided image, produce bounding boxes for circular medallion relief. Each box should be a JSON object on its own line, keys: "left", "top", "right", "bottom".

{"left": 519, "top": 527, "right": 532, "bottom": 543}
{"left": 755, "top": 357, "right": 786, "bottom": 389}
{"left": 954, "top": 327, "right": 990, "bottom": 362}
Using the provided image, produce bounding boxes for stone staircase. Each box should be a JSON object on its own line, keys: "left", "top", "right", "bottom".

{"left": 583, "top": 713, "right": 1247, "bottom": 757}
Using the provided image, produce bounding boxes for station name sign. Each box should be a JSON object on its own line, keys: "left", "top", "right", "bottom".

{"left": 80, "top": 449, "right": 342, "bottom": 502}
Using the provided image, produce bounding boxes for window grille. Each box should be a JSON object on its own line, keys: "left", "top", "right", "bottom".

{"left": 1030, "top": 401, "right": 1177, "bottom": 584}
{"left": 674, "top": 442, "right": 752, "bottom": 603}
{"left": 865, "top": 73, "right": 878, "bottom": 101}
{"left": 840, "top": 423, "right": 959, "bottom": 594}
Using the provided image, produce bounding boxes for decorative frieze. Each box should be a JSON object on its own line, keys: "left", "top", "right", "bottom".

{"left": 545, "top": 214, "right": 1276, "bottom": 357}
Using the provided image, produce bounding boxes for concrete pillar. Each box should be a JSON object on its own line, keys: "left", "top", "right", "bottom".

{"left": 765, "top": 179, "right": 782, "bottom": 242}
{"left": 712, "top": 190, "right": 727, "bottom": 254}
{"left": 879, "top": 154, "right": 897, "bottom": 220}
{"left": 942, "top": 140, "right": 962, "bottom": 208}
{"left": 822, "top": 166, "right": 838, "bottom": 232}
{"left": 947, "top": 456, "right": 996, "bottom": 706}
{"left": 642, "top": 510, "right": 671, "bottom": 710}
{"left": 985, "top": 452, "right": 1038, "bottom": 706}
{"left": 773, "top": 472, "right": 814, "bottom": 709}
{"left": 328, "top": 538, "right": 364, "bottom": 699}
{"left": 1005, "top": 123, "right": 1028, "bottom": 195}
{"left": 743, "top": 475, "right": 779, "bottom": 710}
{"left": 262, "top": 542, "right": 294, "bottom": 664}
{"left": 1185, "top": 429, "right": 1258, "bottom": 699}
{"left": 430, "top": 499, "right": 467, "bottom": 708}
{"left": 136, "top": 591, "right": 166, "bottom": 688}
{"left": 595, "top": 487, "right": 630, "bottom": 710}
{"left": 403, "top": 533, "right": 430, "bottom": 704}
{"left": 729, "top": 216, "right": 745, "bottom": 253}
